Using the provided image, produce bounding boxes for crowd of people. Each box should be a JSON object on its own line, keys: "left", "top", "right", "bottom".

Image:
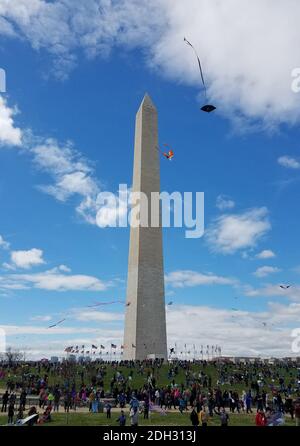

{"left": 1, "top": 358, "right": 300, "bottom": 426}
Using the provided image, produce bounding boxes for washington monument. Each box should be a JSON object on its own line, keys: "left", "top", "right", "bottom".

{"left": 123, "top": 94, "right": 168, "bottom": 361}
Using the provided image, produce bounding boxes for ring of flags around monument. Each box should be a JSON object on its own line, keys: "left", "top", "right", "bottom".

{"left": 64, "top": 343, "right": 124, "bottom": 356}
{"left": 63, "top": 343, "right": 222, "bottom": 359}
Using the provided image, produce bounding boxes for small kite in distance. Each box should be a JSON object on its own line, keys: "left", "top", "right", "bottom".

{"left": 87, "top": 300, "right": 124, "bottom": 308}
{"left": 280, "top": 285, "right": 291, "bottom": 289}
{"left": 184, "top": 37, "right": 216, "bottom": 113}
{"left": 48, "top": 318, "right": 66, "bottom": 329}
{"left": 156, "top": 144, "right": 174, "bottom": 161}
{"left": 167, "top": 301, "right": 173, "bottom": 306}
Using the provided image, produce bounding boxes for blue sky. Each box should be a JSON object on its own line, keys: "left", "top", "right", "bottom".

{"left": 1, "top": 0, "right": 300, "bottom": 358}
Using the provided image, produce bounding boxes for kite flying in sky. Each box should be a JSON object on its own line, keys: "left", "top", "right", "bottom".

{"left": 279, "top": 285, "right": 291, "bottom": 289}
{"left": 87, "top": 300, "right": 126, "bottom": 308}
{"left": 48, "top": 318, "right": 66, "bottom": 329}
{"left": 184, "top": 37, "right": 216, "bottom": 113}
{"left": 156, "top": 144, "right": 174, "bottom": 161}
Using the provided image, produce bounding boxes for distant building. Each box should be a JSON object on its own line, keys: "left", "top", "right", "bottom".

{"left": 77, "top": 355, "right": 91, "bottom": 363}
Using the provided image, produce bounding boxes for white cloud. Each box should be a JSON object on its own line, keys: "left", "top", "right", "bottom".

{"left": 253, "top": 265, "right": 281, "bottom": 278}
{"left": 244, "top": 284, "right": 300, "bottom": 301}
{"left": 165, "top": 303, "right": 299, "bottom": 357}
{"left": 206, "top": 207, "right": 271, "bottom": 255}
{"left": 41, "top": 171, "right": 98, "bottom": 202}
{"left": 3, "top": 301, "right": 300, "bottom": 358}
{"left": 0, "top": 116, "right": 120, "bottom": 227}
{"left": 278, "top": 156, "right": 300, "bottom": 169}
{"left": 1, "top": 1, "right": 300, "bottom": 127}
{"left": 165, "top": 270, "right": 236, "bottom": 288}
{"left": 31, "top": 138, "right": 100, "bottom": 223}
{"left": 1, "top": 325, "right": 124, "bottom": 360}
{"left": 58, "top": 264, "right": 71, "bottom": 273}
{"left": 2, "top": 262, "right": 16, "bottom": 271}
{"left": 267, "top": 302, "right": 300, "bottom": 324}
{"left": 10, "top": 248, "right": 45, "bottom": 269}
{"left": 74, "top": 310, "right": 124, "bottom": 322}
{"left": 256, "top": 249, "right": 276, "bottom": 259}
{"left": 0, "top": 235, "right": 10, "bottom": 250}
{"left": 216, "top": 195, "right": 235, "bottom": 211}
{"left": 31, "top": 139, "right": 90, "bottom": 175}
{"left": 30, "top": 315, "right": 52, "bottom": 322}
{"left": 95, "top": 187, "right": 129, "bottom": 228}
{"left": 0, "top": 16, "right": 17, "bottom": 37}
{"left": 0, "top": 97, "right": 22, "bottom": 146}
{"left": 2, "top": 267, "right": 111, "bottom": 291}
{"left": 0, "top": 324, "right": 120, "bottom": 336}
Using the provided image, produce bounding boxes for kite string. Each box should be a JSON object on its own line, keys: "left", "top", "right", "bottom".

{"left": 184, "top": 37, "right": 207, "bottom": 100}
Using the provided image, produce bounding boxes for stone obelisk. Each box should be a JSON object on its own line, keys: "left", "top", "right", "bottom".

{"left": 123, "top": 94, "right": 167, "bottom": 361}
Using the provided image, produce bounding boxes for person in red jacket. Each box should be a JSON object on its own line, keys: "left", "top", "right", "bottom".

{"left": 255, "top": 409, "right": 267, "bottom": 426}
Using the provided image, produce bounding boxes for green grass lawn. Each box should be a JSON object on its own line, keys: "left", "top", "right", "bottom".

{"left": 0, "top": 411, "right": 296, "bottom": 427}
{"left": 1, "top": 362, "right": 298, "bottom": 427}
{"left": 1, "top": 363, "right": 298, "bottom": 395}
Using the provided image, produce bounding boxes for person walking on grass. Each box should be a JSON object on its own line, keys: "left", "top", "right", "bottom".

{"left": 255, "top": 409, "right": 267, "bottom": 426}
{"left": 246, "top": 392, "right": 253, "bottom": 414}
{"left": 17, "top": 406, "right": 23, "bottom": 421}
{"left": 105, "top": 402, "right": 112, "bottom": 419}
{"left": 117, "top": 410, "right": 126, "bottom": 426}
{"left": 47, "top": 391, "right": 54, "bottom": 408}
{"left": 64, "top": 391, "right": 71, "bottom": 413}
{"left": 199, "top": 407, "right": 208, "bottom": 427}
{"left": 130, "top": 407, "right": 139, "bottom": 427}
{"left": 144, "top": 399, "right": 149, "bottom": 419}
{"left": 1, "top": 390, "right": 9, "bottom": 412}
{"left": 54, "top": 388, "right": 61, "bottom": 412}
{"left": 295, "top": 399, "right": 300, "bottom": 427}
{"left": 8, "top": 403, "right": 14, "bottom": 425}
{"left": 20, "top": 389, "right": 27, "bottom": 411}
{"left": 179, "top": 397, "right": 185, "bottom": 414}
{"left": 190, "top": 407, "right": 199, "bottom": 427}
{"left": 220, "top": 408, "right": 229, "bottom": 427}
